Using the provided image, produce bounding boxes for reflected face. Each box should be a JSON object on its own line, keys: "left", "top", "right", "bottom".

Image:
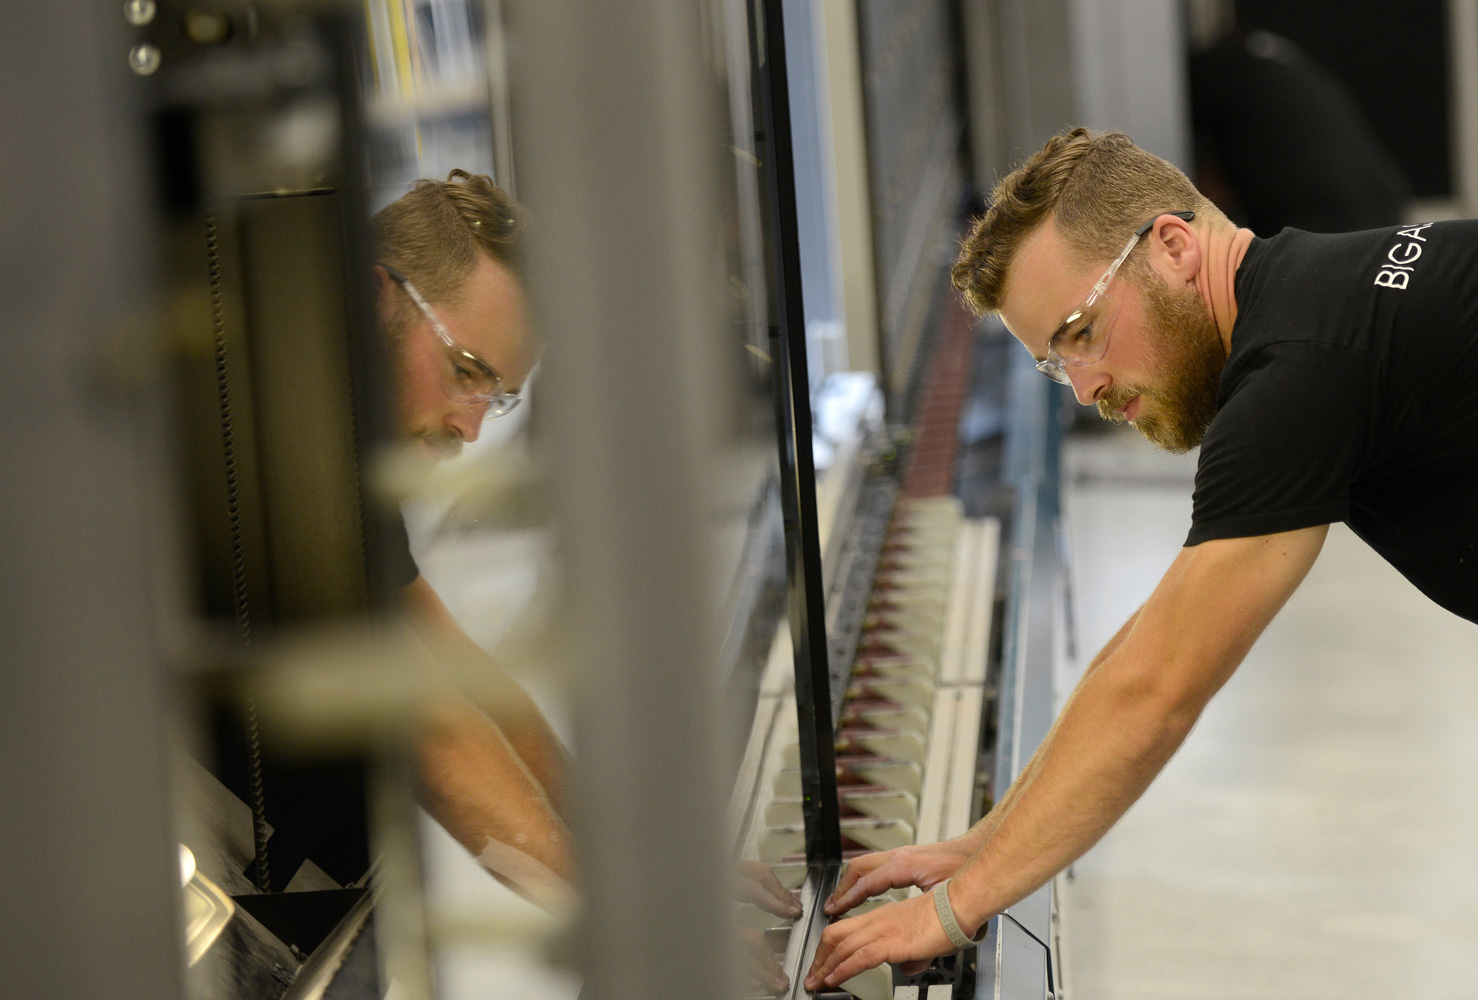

{"left": 1000, "top": 220, "right": 1224, "bottom": 454}
{"left": 376, "top": 253, "right": 537, "bottom": 458}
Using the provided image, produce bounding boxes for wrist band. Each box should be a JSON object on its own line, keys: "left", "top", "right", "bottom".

{"left": 932, "top": 878, "right": 984, "bottom": 950}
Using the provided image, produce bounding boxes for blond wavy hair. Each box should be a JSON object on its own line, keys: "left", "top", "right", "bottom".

{"left": 951, "top": 129, "right": 1224, "bottom": 316}
{"left": 372, "top": 168, "right": 524, "bottom": 305}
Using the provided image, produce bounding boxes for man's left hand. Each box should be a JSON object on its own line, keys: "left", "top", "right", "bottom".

{"left": 803, "top": 891, "right": 961, "bottom": 992}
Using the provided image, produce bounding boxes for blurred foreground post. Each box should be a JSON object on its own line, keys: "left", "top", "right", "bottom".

{"left": 0, "top": 3, "right": 185, "bottom": 998}
{"left": 506, "top": 2, "right": 740, "bottom": 997}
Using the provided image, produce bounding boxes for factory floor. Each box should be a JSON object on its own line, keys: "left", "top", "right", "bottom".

{"left": 1056, "top": 424, "right": 1478, "bottom": 1000}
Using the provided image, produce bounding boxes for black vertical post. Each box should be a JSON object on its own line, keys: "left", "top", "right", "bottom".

{"left": 322, "top": 11, "right": 403, "bottom": 610}
{"left": 756, "top": 0, "right": 843, "bottom": 867}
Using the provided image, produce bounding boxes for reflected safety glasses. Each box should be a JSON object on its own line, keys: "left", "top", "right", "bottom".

{"left": 381, "top": 264, "right": 522, "bottom": 417}
{"left": 1035, "top": 211, "right": 1195, "bottom": 386}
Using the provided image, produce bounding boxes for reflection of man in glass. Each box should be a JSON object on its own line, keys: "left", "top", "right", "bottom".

{"left": 373, "top": 170, "right": 540, "bottom": 458}
{"left": 369, "top": 170, "right": 569, "bottom": 903}
{"left": 370, "top": 173, "right": 803, "bottom": 975}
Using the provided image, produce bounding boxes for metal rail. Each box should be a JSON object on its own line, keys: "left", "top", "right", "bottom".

{"left": 757, "top": 0, "right": 845, "bottom": 868}
{"left": 978, "top": 349, "right": 1065, "bottom": 1000}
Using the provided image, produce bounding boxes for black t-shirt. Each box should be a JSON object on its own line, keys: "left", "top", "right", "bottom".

{"left": 1189, "top": 32, "right": 1410, "bottom": 235}
{"left": 1188, "top": 221, "right": 1478, "bottom": 622}
{"left": 385, "top": 510, "right": 420, "bottom": 592}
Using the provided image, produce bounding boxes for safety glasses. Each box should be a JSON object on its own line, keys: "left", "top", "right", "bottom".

{"left": 1035, "top": 211, "right": 1195, "bottom": 385}
{"left": 382, "top": 264, "right": 522, "bottom": 417}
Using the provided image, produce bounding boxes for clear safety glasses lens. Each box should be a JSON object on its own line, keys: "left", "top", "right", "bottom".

{"left": 1050, "top": 296, "right": 1119, "bottom": 367}
{"left": 441, "top": 355, "right": 522, "bottom": 415}
{"left": 386, "top": 264, "right": 523, "bottom": 417}
{"left": 1038, "top": 294, "right": 1122, "bottom": 386}
{"left": 1035, "top": 358, "right": 1072, "bottom": 385}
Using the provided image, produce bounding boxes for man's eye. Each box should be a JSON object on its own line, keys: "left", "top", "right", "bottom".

{"left": 451, "top": 361, "right": 477, "bottom": 385}
{"left": 1072, "top": 323, "right": 1095, "bottom": 344}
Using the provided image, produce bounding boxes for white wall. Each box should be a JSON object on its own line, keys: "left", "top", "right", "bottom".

{"left": 1067, "top": 0, "right": 1192, "bottom": 171}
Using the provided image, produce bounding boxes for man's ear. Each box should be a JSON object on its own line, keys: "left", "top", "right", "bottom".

{"left": 1152, "top": 214, "right": 1201, "bottom": 280}
{"left": 370, "top": 264, "right": 400, "bottom": 329}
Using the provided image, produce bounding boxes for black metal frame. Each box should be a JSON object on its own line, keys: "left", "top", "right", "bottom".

{"left": 754, "top": 0, "right": 844, "bottom": 870}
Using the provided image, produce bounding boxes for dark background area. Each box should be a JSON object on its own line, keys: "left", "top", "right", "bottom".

{"left": 1234, "top": 0, "right": 1452, "bottom": 198}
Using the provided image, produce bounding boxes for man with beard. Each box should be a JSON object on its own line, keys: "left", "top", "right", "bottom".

{"left": 805, "top": 128, "right": 1478, "bottom": 989}
{"left": 369, "top": 169, "right": 573, "bottom": 903}
{"left": 370, "top": 172, "right": 803, "bottom": 947}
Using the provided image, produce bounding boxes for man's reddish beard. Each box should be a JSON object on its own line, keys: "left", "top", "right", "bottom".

{"left": 1096, "top": 274, "right": 1225, "bottom": 454}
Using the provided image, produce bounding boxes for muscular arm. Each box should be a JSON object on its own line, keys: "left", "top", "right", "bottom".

{"left": 403, "top": 575, "right": 570, "bottom": 816}
{"left": 809, "top": 525, "right": 1327, "bottom": 988}
{"left": 948, "top": 526, "right": 1326, "bottom": 931}
{"left": 826, "top": 607, "right": 1143, "bottom": 914}
{"left": 402, "top": 575, "right": 575, "bottom": 904}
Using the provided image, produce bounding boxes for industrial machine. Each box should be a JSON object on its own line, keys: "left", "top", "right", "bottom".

{"left": 3, "top": 2, "right": 1073, "bottom": 998}
{"left": 719, "top": 4, "right": 1066, "bottom": 997}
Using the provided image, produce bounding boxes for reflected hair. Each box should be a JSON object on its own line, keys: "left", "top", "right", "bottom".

{"left": 951, "top": 128, "right": 1224, "bottom": 316}
{"left": 372, "top": 168, "right": 524, "bottom": 306}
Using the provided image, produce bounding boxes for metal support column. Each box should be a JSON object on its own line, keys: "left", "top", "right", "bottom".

{"left": 506, "top": 3, "right": 741, "bottom": 997}
{"left": 0, "top": 3, "right": 186, "bottom": 998}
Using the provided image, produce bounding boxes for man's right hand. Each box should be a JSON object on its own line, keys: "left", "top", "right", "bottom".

{"left": 824, "top": 839, "right": 974, "bottom": 916}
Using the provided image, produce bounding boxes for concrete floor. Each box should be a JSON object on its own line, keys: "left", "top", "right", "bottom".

{"left": 1057, "top": 425, "right": 1478, "bottom": 1000}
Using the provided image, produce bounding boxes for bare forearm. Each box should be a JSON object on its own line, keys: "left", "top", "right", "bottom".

{"left": 806, "top": 531, "right": 1327, "bottom": 988}
{"left": 476, "top": 677, "right": 570, "bottom": 818}
{"left": 403, "top": 576, "right": 570, "bottom": 816}
{"left": 416, "top": 698, "right": 575, "bottom": 888}
{"left": 947, "top": 527, "right": 1326, "bottom": 931}
{"left": 949, "top": 655, "right": 1194, "bottom": 932}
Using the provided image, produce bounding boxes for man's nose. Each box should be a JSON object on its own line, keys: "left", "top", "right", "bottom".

{"left": 1065, "top": 366, "right": 1109, "bottom": 407}
{"left": 446, "top": 402, "right": 489, "bottom": 443}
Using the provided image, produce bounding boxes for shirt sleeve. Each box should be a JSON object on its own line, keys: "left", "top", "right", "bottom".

{"left": 1186, "top": 342, "right": 1384, "bottom": 545}
{"left": 383, "top": 509, "right": 421, "bottom": 591}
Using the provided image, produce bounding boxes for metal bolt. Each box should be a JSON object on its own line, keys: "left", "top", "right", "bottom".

{"left": 128, "top": 42, "right": 161, "bottom": 75}
{"left": 123, "top": 0, "right": 156, "bottom": 26}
